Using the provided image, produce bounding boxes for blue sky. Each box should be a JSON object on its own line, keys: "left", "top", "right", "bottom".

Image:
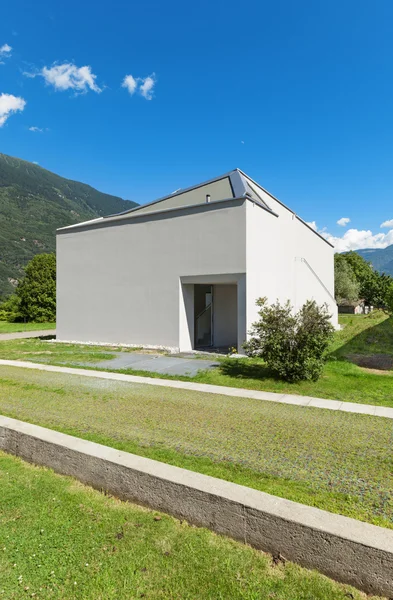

{"left": 1, "top": 0, "right": 393, "bottom": 251}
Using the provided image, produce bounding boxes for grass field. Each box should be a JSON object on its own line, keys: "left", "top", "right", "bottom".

{"left": 0, "top": 453, "right": 380, "bottom": 600}
{"left": 0, "top": 312, "right": 392, "bottom": 406}
{"left": 0, "top": 321, "right": 55, "bottom": 334}
{"left": 0, "top": 366, "right": 392, "bottom": 530}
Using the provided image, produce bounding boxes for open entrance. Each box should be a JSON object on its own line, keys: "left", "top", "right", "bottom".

{"left": 194, "top": 284, "right": 213, "bottom": 348}
{"left": 180, "top": 275, "right": 246, "bottom": 353}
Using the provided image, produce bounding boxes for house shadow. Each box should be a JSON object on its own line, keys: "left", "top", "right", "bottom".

{"left": 218, "top": 357, "right": 276, "bottom": 381}
{"left": 330, "top": 314, "right": 393, "bottom": 370}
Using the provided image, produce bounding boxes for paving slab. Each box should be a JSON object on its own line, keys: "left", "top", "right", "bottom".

{"left": 279, "top": 394, "right": 313, "bottom": 406}
{"left": 0, "top": 329, "right": 56, "bottom": 341}
{"left": 374, "top": 406, "right": 393, "bottom": 418}
{"left": 307, "top": 398, "right": 343, "bottom": 410}
{"left": 83, "top": 352, "right": 220, "bottom": 377}
{"left": 339, "top": 402, "right": 377, "bottom": 416}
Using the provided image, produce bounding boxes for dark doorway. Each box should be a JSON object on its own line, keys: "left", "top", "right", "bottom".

{"left": 194, "top": 284, "right": 213, "bottom": 348}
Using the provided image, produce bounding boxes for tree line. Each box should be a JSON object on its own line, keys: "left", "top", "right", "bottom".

{"left": 335, "top": 251, "right": 393, "bottom": 312}
{"left": 0, "top": 253, "right": 56, "bottom": 322}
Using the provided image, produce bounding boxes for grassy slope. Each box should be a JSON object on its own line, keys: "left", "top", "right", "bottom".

{"left": 0, "top": 321, "right": 55, "bottom": 333}
{"left": 0, "top": 312, "right": 392, "bottom": 406}
{"left": 0, "top": 366, "right": 391, "bottom": 530}
{"left": 0, "top": 153, "right": 137, "bottom": 296}
{"left": 0, "top": 454, "right": 379, "bottom": 600}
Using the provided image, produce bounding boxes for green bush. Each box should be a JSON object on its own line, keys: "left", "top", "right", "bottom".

{"left": 0, "top": 294, "right": 22, "bottom": 322}
{"left": 16, "top": 253, "right": 56, "bottom": 322}
{"left": 243, "top": 298, "right": 335, "bottom": 382}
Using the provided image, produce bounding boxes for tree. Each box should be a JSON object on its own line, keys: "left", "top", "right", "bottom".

{"left": 0, "top": 293, "right": 21, "bottom": 322}
{"left": 334, "top": 254, "right": 360, "bottom": 303}
{"left": 16, "top": 253, "right": 56, "bottom": 322}
{"left": 243, "top": 298, "right": 334, "bottom": 382}
{"left": 384, "top": 281, "right": 393, "bottom": 315}
{"left": 361, "top": 271, "right": 390, "bottom": 308}
{"left": 339, "top": 252, "right": 393, "bottom": 308}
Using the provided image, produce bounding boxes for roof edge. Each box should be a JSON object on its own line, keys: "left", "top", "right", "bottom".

{"left": 57, "top": 194, "right": 279, "bottom": 234}
{"left": 107, "top": 169, "right": 243, "bottom": 219}
{"left": 295, "top": 215, "right": 334, "bottom": 248}
{"left": 238, "top": 169, "right": 334, "bottom": 249}
{"left": 57, "top": 196, "right": 247, "bottom": 233}
{"left": 57, "top": 216, "right": 104, "bottom": 232}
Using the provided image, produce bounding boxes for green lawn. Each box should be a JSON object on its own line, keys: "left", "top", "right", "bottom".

{"left": 0, "top": 453, "right": 379, "bottom": 600}
{"left": 0, "top": 366, "right": 392, "bottom": 531}
{"left": 0, "top": 321, "right": 55, "bottom": 334}
{"left": 332, "top": 311, "right": 393, "bottom": 356}
{"left": 0, "top": 312, "right": 392, "bottom": 406}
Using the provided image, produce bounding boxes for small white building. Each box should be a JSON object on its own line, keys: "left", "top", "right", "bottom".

{"left": 57, "top": 169, "right": 337, "bottom": 352}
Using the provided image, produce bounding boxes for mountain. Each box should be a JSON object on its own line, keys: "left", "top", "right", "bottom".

{"left": 0, "top": 153, "right": 137, "bottom": 296}
{"left": 356, "top": 245, "right": 393, "bottom": 276}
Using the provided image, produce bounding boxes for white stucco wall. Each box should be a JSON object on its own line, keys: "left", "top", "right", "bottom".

{"left": 57, "top": 175, "right": 337, "bottom": 352}
{"left": 57, "top": 200, "right": 247, "bottom": 350}
{"left": 293, "top": 218, "right": 337, "bottom": 323}
{"left": 245, "top": 184, "right": 337, "bottom": 332}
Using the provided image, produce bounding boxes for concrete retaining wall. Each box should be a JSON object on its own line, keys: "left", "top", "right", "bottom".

{"left": 0, "top": 415, "right": 392, "bottom": 596}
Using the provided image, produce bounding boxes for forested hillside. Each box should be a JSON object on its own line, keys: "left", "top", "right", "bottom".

{"left": 0, "top": 153, "right": 137, "bottom": 296}
{"left": 356, "top": 245, "right": 393, "bottom": 276}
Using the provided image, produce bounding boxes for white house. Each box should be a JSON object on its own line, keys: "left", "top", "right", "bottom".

{"left": 56, "top": 169, "right": 337, "bottom": 352}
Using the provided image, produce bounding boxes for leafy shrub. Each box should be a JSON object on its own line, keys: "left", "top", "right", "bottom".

{"left": 0, "top": 294, "right": 22, "bottom": 322}
{"left": 243, "top": 298, "right": 335, "bottom": 382}
{"left": 16, "top": 253, "right": 56, "bottom": 322}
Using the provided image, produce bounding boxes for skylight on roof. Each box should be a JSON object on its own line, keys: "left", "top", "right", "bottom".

{"left": 246, "top": 182, "right": 271, "bottom": 210}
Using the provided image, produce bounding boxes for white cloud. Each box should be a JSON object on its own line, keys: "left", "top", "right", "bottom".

{"left": 310, "top": 220, "right": 393, "bottom": 252}
{"left": 0, "top": 93, "right": 26, "bottom": 127}
{"left": 306, "top": 221, "right": 317, "bottom": 231}
{"left": 37, "top": 63, "right": 101, "bottom": 93}
{"left": 337, "top": 217, "right": 350, "bottom": 227}
{"left": 380, "top": 219, "right": 393, "bottom": 228}
{"left": 122, "top": 75, "right": 138, "bottom": 95}
{"left": 0, "top": 44, "right": 12, "bottom": 56}
{"left": 0, "top": 43, "right": 12, "bottom": 64}
{"left": 139, "top": 75, "right": 155, "bottom": 100}
{"left": 122, "top": 73, "right": 156, "bottom": 100}
{"left": 32, "top": 161, "right": 39, "bottom": 165}
{"left": 29, "top": 126, "right": 44, "bottom": 132}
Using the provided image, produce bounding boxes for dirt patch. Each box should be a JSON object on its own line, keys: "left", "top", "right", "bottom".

{"left": 347, "top": 353, "right": 393, "bottom": 371}
{"left": 358, "top": 367, "right": 393, "bottom": 376}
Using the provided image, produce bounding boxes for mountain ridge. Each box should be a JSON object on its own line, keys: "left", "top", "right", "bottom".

{"left": 355, "top": 244, "right": 393, "bottom": 276}
{"left": 0, "top": 153, "right": 137, "bottom": 296}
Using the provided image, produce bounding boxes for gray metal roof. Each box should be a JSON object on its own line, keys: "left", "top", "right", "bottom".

{"left": 57, "top": 168, "right": 334, "bottom": 248}
{"left": 105, "top": 169, "right": 273, "bottom": 218}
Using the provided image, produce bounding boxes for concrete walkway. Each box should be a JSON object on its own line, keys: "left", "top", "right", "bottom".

{"left": 79, "top": 352, "right": 220, "bottom": 377}
{"left": 0, "top": 330, "right": 56, "bottom": 341}
{"left": 0, "top": 358, "right": 392, "bottom": 420}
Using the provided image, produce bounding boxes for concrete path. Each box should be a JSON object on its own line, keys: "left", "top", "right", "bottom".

{"left": 0, "top": 330, "right": 56, "bottom": 341}
{"left": 0, "top": 358, "right": 392, "bottom": 420}
{"left": 79, "top": 352, "right": 220, "bottom": 377}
